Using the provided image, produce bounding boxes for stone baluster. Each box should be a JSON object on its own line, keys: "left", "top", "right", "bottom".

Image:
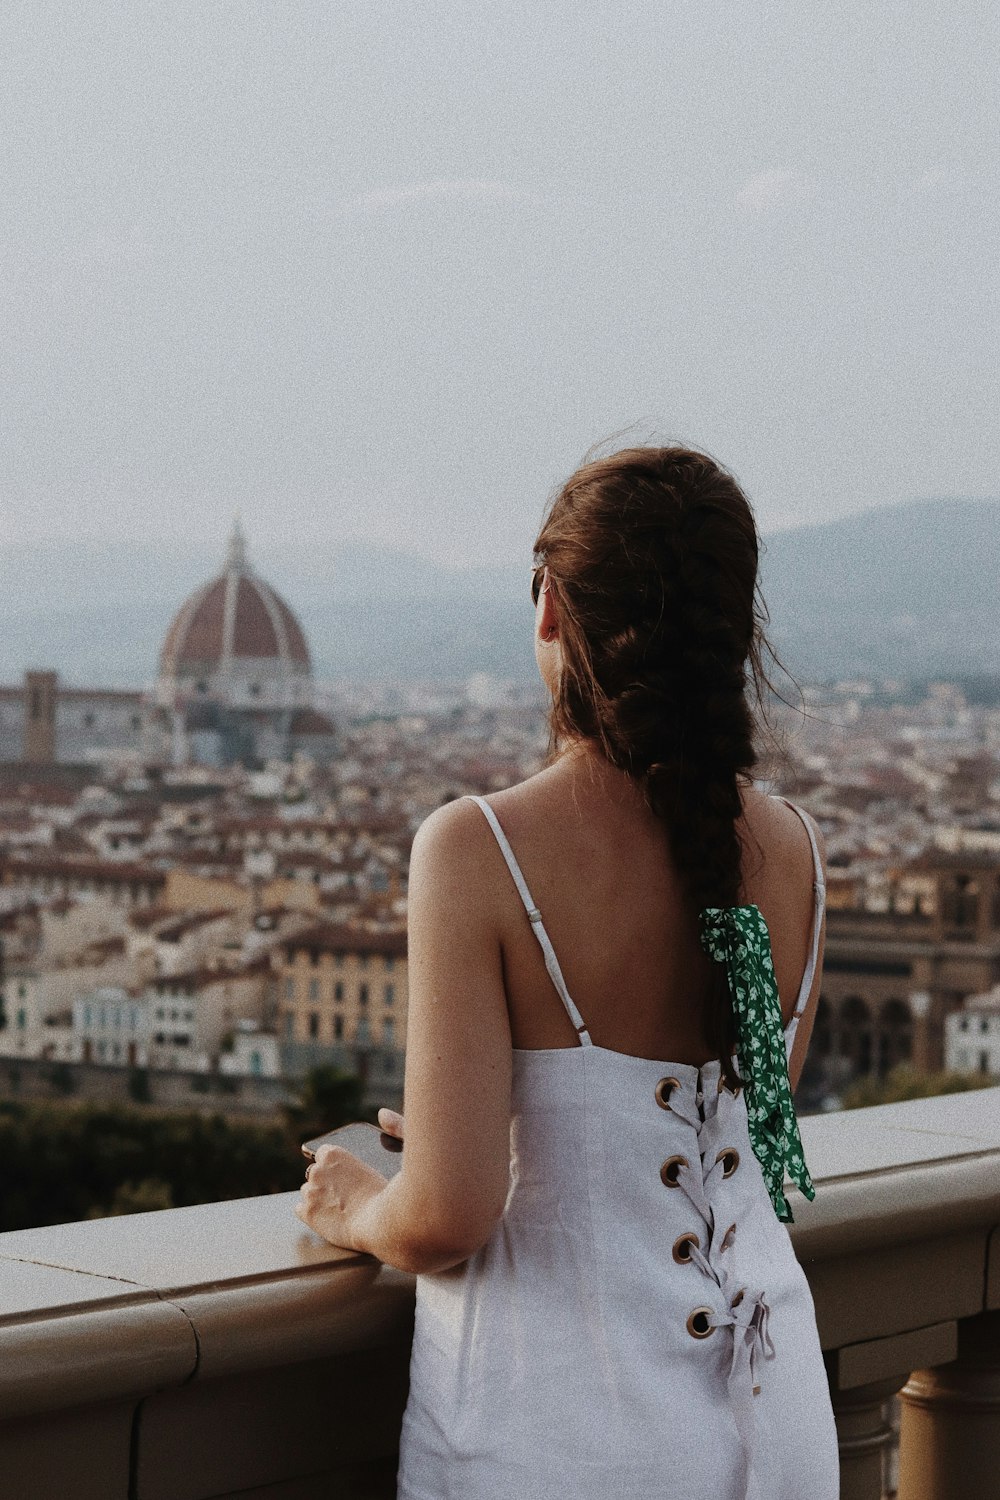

{"left": 898, "top": 1310, "right": 1000, "bottom": 1500}
{"left": 832, "top": 1376, "right": 903, "bottom": 1500}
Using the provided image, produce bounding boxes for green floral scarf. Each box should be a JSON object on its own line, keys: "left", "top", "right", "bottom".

{"left": 699, "top": 904, "right": 816, "bottom": 1223}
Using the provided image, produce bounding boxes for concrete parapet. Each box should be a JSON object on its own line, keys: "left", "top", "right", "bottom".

{"left": 0, "top": 1087, "right": 998, "bottom": 1497}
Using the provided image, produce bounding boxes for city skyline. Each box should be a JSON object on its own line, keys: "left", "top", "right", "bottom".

{"left": 2, "top": 492, "right": 998, "bottom": 689}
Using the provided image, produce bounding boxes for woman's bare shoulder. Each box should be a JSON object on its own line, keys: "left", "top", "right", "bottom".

{"left": 740, "top": 786, "right": 827, "bottom": 900}
{"left": 408, "top": 796, "right": 519, "bottom": 936}
{"left": 448, "top": 764, "right": 561, "bottom": 835}
{"left": 412, "top": 793, "right": 491, "bottom": 861}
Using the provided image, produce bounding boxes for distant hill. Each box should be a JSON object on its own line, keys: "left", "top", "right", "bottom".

{"left": 0, "top": 497, "right": 997, "bottom": 686}
{"left": 759, "top": 498, "right": 1000, "bottom": 680}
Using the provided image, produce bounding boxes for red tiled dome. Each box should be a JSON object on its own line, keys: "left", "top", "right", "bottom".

{"left": 160, "top": 524, "right": 311, "bottom": 676}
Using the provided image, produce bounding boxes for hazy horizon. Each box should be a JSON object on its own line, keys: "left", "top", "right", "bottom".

{"left": 2, "top": 3, "right": 998, "bottom": 570}
{"left": 2, "top": 495, "right": 998, "bottom": 690}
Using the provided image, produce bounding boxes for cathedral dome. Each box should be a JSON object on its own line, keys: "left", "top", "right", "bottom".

{"left": 157, "top": 523, "right": 313, "bottom": 716}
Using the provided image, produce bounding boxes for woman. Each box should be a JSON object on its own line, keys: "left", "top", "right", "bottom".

{"left": 296, "top": 445, "right": 840, "bottom": 1499}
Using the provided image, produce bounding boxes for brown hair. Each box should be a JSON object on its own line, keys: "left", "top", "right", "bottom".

{"left": 533, "top": 445, "right": 777, "bottom": 1087}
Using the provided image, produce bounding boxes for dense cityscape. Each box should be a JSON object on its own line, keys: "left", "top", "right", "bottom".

{"left": 2, "top": 534, "right": 999, "bottom": 1211}
{"left": 1, "top": 539, "right": 998, "bottom": 1141}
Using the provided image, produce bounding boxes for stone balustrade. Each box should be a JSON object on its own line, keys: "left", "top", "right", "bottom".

{"left": 1, "top": 1086, "right": 998, "bottom": 1499}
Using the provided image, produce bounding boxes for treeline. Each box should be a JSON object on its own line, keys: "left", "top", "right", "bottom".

{"left": 841, "top": 1063, "right": 996, "bottom": 1110}
{"left": 0, "top": 1066, "right": 367, "bottom": 1233}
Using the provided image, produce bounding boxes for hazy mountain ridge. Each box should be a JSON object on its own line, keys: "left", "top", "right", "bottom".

{"left": 760, "top": 498, "right": 1000, "bottom": 679}
{"left": 1, "top": 498, "right": 997, "bottom": 686}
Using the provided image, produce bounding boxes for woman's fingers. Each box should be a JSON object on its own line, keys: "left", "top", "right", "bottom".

{"left": 295, "top": 1152, "right": 378, "bottom": 1248}
{"left": 378, "top": 1107, "right": 404, "bottom": 1139}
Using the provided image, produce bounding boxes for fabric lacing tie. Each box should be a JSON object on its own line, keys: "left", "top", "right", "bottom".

{"left": 686, "top": 1233, "right": 775, "bottom": 1397}
{"left": 682, "top": 1187, "right": 776, "bottom": 1483}
{"left": 712, "top": 1287, "right": 776, "bottom": 1482}
{"left": 699, "top": 903, "right": 817, "bottom": 1223}
{"left": 711, "top": 1287, "right": 775, "bottom": 1395}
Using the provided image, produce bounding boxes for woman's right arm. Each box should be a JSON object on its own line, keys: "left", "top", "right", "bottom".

{"left": 301, "top": 799, "right": 514, "bottom": 1273}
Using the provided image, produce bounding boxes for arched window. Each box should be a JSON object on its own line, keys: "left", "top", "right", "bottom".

{"left": 838, "top": 995, "right": 873, "bottom": 1073}
{"left": 813, "top": 995, "right": 831, "bottom": 1057}
{"left": 879, "top": 998, "right": 913, "bottom": 1075}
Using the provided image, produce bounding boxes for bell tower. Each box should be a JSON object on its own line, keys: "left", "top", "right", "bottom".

{"left": 22, "top": 670, "right": 57, "bottom": 764}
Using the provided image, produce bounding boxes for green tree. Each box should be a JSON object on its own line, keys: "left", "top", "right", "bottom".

{"left": 0, "top": 1099, "right": 304, "bottom": 1232}
{"left": 46, "top": 1063, "right": 76, "bottom": 1096}
{"left": 128, "top": 1067, "right": 151, "bottom": 1104}
{"left": 841, "top": 1063, "right": 996, "bottom": 1111}
{"left": 284, "top": 1065, "right": 365, "bottom": 1145}
{"left": 91, "top": 1177, "right": 175, "bottom": 1217}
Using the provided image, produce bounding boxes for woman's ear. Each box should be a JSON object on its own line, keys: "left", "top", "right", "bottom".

{"left": 538, "top": 567, "right": 559, "bottom": 641}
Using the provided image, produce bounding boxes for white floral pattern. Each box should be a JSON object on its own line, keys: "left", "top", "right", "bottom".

{"left": 699, "top": 904, "right": 816, "bottom": 1223}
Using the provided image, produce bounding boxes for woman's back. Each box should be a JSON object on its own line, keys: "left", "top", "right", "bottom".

{"left": 396, "top": 756, "right": 839, "bottom": 1500}
{"left": 475, "top": 750, "right": 820, "bottom": 1065}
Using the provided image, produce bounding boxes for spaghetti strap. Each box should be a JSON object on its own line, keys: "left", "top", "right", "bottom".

{"left": 770, "top": 796, "right": 826, "bottom": 1049}
{"left": 465, "top": 795, "right": 593, "bottom": 1046}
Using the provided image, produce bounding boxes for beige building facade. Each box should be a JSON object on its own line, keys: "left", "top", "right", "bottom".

{"left": 815, "top": 851, "right": 1000, "bottom": 1087}
{"left": 275, "top": 922, "right": 407, "bottom": 1054}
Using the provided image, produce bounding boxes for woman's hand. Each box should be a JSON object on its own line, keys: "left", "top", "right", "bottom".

{"left": 377, "top": 1106, "right": 404, "bottom": 1143}
{"left": 294, "top": 1144, "right": 387, "bottom": 1251}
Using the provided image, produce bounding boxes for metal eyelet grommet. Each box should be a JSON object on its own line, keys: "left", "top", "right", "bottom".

{"left": 660, "top": 1154, "right": 688, "bottom": 1187}
{"left": 718, "top": 1074, "right": 743, "bottom": 1097}
{"left": 672, "top": 1231, "right": 700, "bottom": 1264}
{"left": 686, "top": 1307, "right": 716, "bottom": 1339}
{"left": 731, "top": 1287, "right": 745, "bottom": 1308}
{"left": 715, "top": 1147, "right": 740, "bottom": 1178}
{"left": 654, "top": 1076, "right": 681, "bottom": 1111}
{"left": 720, "top": 1222, "right": 737, "bottom": 1251}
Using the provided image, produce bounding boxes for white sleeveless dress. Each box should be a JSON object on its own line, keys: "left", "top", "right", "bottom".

{"left": 396, "top": 794, "right": 839, "bottom": 1500}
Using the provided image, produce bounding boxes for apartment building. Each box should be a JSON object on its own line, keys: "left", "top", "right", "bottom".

{"left": 274, "top": 920, "right": 407, "bottom": 1058}
{"left": 816, "top": 849, "right": 1000, "bottom": 1086}
{"left": 0, "top": 936, "right": 131, "bottom": 1060}
{"left": 944, "top": 984, "right": 1000, "bottom": 1077}
{"left": 73, "top": 985, "right": 149, "bottom": 1067}
{"left": 144, "top": 957, "right": 271, "bottom": 1070}
{"left": 0, "top": 854, "right": 165, "bottom": 908}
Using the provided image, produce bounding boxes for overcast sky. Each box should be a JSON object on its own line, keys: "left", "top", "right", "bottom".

{"left": 2, "top": 1, "right": 998, "bottom": 570}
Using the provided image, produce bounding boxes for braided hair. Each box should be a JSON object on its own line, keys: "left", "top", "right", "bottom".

{"left": 533, "top": 446, "right": 774, "bottom": 1090}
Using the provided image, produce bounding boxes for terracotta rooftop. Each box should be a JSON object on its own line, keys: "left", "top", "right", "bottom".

{"left": 289, "top": 707, "right": 336, "bottom": 736}
{"left": 0, "top": 855, "right": 167, "bottom": 887}
{"left": 149, "top": 954, "right": 272, "bottom": 991}
{"left": 283, "top": 920, "right": 407, "bottom": 960}
{"left": 126, "top": 904, "right": 175, "bottom": 931}
{"left": 154, "top": 909, "right": 234, "bottom": 942}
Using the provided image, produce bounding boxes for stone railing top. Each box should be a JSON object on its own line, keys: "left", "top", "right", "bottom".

{"left": 788, "top": 1085, "right": 1000, "bottom": 1260}
{"left": 0, "top": 1189, "right": 347, "bottom": 1290}
{"left": 2, "top": 1086, "right": 999, "bottom": 1420}
{"left": 0, "top": 1190, "right": 407, "bottom": 1422}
